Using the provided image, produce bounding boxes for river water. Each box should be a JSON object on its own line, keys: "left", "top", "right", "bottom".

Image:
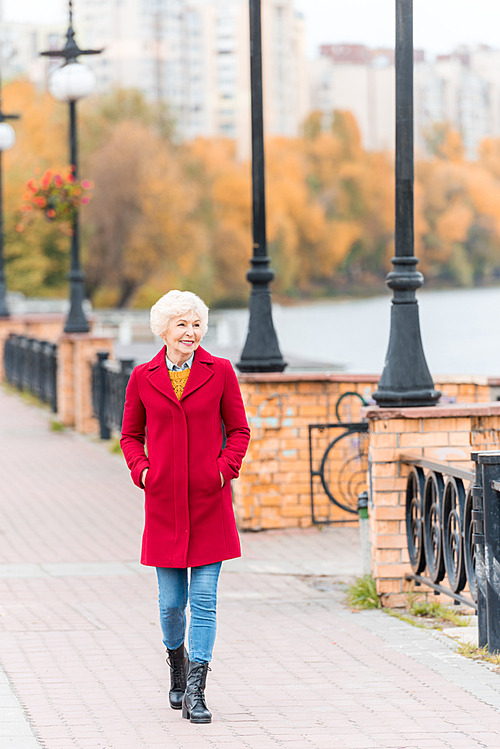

{"left": 208, "top": 286, "right": 500, "bottom": 376}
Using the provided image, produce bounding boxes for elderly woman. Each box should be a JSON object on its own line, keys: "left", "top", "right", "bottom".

{"left": 120, "top": 290, "right": 250, "bottom": 724}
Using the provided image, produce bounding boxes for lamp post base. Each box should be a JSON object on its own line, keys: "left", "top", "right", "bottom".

{"left": 237, "top": 357, "right": 287, "bottom": 373}
{"left": 372, "top": 258, "right": 440, "bottom": 408}
{"left": 373, "top": 388, "right": 441, "bottom": 409}
{"left": 237, "top": 270, "right": 286, "bottom": 373}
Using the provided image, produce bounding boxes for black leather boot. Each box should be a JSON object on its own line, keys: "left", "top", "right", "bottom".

{"left": 182, "top": 660, "right": 212, "bottom": 723}
{"left": 166, "top": 644, "right": 188, "bottom": 710}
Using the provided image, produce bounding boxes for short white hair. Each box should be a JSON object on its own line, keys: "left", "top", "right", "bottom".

{"left": 150, "top": 290, "right": 209, "bottom": 338}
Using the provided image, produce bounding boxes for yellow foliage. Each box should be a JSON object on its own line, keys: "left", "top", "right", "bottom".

{"left": 438, "top": 129, "right": 464, "bottom": 162}
{"left": 435, "top": 202, "right": 474, "bottom": 244}
{"left": 317, "top": 221, "right": 362, "bottom": 276}
{"left": 466, "top": 167, "right": 500, "bottom": 235}
{"left": 6, "top": 82, "right": 500, "bottom": 305}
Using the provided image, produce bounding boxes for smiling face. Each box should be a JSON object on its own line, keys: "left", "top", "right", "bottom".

{"left": 161, "top": 310, "right": 202, "bottom": 366}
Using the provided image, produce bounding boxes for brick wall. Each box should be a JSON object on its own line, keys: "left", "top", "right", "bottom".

{"left": 58, "top": 334, "right": 114, "bottom": 433}
{"left": 235, "top": 374, "right": 376, "bottom": 530}
{"left": 0, "top": 317, "right": 112, "bottom": 435}
{"left": 234, "top": 374, "right": 495, "bottom": 532}
{"left": 436, "top": 375, "right": 490, "bottom": 404}
{"left": 365, "top": 403, "right": 500, "bottom": 607}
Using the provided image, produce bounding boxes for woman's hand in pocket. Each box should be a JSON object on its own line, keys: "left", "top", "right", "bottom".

{"left": 141, "top": 468, "right": 149, "bottom": 488}
{"left": 219, "top": 471, "right": 225, "bottom": 488}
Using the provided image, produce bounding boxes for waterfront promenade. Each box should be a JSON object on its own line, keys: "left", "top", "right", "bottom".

{"left": 1, "top": 387, "right": 500, "bottom": 749}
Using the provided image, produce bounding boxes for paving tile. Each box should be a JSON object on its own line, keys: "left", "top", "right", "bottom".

{"left": 1, "top": 388, "right": 500, "bottom": 749}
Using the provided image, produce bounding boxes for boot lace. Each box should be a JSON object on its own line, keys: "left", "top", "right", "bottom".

{"left": 193, "top": 665, "right": 211, "bottom": 701}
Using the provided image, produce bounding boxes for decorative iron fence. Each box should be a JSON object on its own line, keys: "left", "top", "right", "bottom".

{"left": 403, "top": 450, "right": 500, "bottom": 653}
{"left": 309, "top": 393, "right": 369, "bottom": 524}
{"left": 91, "top": 352, "right": 134, "bottom": 438}
{"left": 309, "top": 422, "right": 369, "bottom": 523}
{"left": 402, "top": 454, "right": 476, "bottom": 608}
{"left": 4, "top": 334, "right": 57, "bottom": 412}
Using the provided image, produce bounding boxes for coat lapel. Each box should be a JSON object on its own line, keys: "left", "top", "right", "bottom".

{"left": 180, "top": 346, "right": 214, "bottom": 401}
{"left": 145, "top": 346, "right": 215, "bottom": 404}
{"left": 146, "top": 347, "right": 179, "bottom": 405}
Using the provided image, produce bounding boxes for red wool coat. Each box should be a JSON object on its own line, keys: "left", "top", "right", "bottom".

{"left": 120, "top": 346, "right": 250, "bottom": 568}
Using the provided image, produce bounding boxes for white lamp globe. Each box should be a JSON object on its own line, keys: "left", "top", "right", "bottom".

{"left": 49, "top": 61, "right": 96, "bottom": 102}
{"left": 0, "top": 123, "right": 16, "bottom": 151}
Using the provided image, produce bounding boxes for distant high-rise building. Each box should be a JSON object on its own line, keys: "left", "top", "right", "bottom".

{"left": 70, "top": 0, "right": 307, "bottom": 153}
{"left": 0, "top": 19, "right": 64, "bottom": 86}
{"left": 415, "top": 46, "right": 500, "bottom": 157}
{"left": 309, "top": 43, "right": 397, "bottom": 152}
{"left": 310, "top": 42, "right": 500, "bottom": 158}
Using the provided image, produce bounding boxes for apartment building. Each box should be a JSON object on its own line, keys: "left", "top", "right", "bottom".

{"left": 310, "top": 42, "right": 500, "bottom": 158}
{"left": 69, "top": 0, "right": 308, "bottom": 152}
{"left": 415, "top": 46, "right": 500, "bottom": 157}
{"left": 0, "top": 19, "right": 64, "bottom": 87}
{"left": 309, "top": 44, "right": 396, "bottom": 151}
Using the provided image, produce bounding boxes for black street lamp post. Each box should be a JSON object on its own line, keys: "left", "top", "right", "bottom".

{"left": 373, "top": 0, "right": 440, "bottom": 407}
{"left": 41, "top": 1, "right": 102, "bottom": 334}
{"left": 0, "top": 68, "right": 20, "bottom": 318}
{"left": 236, "top": 0, "right": 286, "bottom": 373}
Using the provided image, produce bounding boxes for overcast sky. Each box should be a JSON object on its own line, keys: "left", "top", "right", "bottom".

{"left": 4, "top": 0, "right": 500, "bottom": 59}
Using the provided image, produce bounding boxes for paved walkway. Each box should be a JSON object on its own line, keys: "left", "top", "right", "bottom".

{"left": 1, "top": 388, "right": 500, "bottom": 749}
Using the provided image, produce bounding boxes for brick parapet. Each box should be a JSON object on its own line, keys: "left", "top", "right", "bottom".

{"left": 0, "top": 316, "right": 112, "bottom": 435}
{"left": 234, "top": 376, "right": 373, "bottom": 530}
{"left": 58, "top": 334, "right": 114, "bottom": 433}
{"left": 234, "top": 375, "right": 497, "bottom": 533}
{"left": 239, "top": 372, "right": 492, "bottom": 403}
{"left": 367, "top": 404, "right": 500, "bottom": 607}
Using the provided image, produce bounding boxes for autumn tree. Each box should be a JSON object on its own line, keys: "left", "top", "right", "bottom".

{"left": 2, "top": 79, "right": 69, "bottom": 296}
{"left": 84, "top": 121, "right": 206, "bottom": 308}
{"left": 6, "top": 80, "right": 500, "bottom": 308}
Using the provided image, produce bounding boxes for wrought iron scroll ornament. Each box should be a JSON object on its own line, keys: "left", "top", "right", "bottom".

{"left": 309, "top": 392, "right": 369, "bottom": 524}
{"left": 403, "top": 457, "right": 476, "bottom": 607}
{"left": 405, "top": 452, "right": 500, "bottom": 654}
{"left": 314, "top": 423, "right": 369, "bottom": 516}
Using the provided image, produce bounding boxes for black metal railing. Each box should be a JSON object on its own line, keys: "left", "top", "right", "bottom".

{"left": 403, "top": 451, "right": 500, "bottom": 653}
{"left": 402, "top": 454, "right": 475, "bottom": 607}
{"left": 4, "top": 334, "right": 57, "bottom": 412}
{"left": 91, "top": 352, "right": 134, "bottom": 439}
{"left": 309, "top": 392, "right": 370, "bottom": 524}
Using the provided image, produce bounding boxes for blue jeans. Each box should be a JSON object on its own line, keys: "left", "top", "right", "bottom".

{"left": 156, "top": 562, "right": 222, "bottom": 663}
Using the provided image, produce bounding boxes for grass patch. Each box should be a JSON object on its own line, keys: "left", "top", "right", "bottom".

{"left": 109, "top": 437, "right": 123, "bottom": 456}
{"left": 2, "top": 381, "right": 47, "bottom": 408}
{"left": 49, "top": 420, "right": 64, "bottom": 432}
{"left": 408, "top": 600, "right": 470, "bottom": 627}
{"left": 346, "top": 575, "right": 381, "bottom": 610}
{"left": 456, "top": 642, "right": 500, "bottom": 666}
{"left": 383, "top": 592, "right": 471, "bottom": 631}
{"left": 384, "top": 608, "right": 427, "bottom": 629}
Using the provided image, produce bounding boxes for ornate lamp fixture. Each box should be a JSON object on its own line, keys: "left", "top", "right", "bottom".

{"left": 40, "top": 0, "right": 103, "bottom": 333}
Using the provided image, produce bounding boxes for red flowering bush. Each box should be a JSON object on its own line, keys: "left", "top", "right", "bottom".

{"left": 17, "top": 168, "right": 93, "bottom": 235}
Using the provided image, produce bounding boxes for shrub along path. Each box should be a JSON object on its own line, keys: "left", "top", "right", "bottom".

{"left": 1, "top": 386, "right": 500, "bottom": 749}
